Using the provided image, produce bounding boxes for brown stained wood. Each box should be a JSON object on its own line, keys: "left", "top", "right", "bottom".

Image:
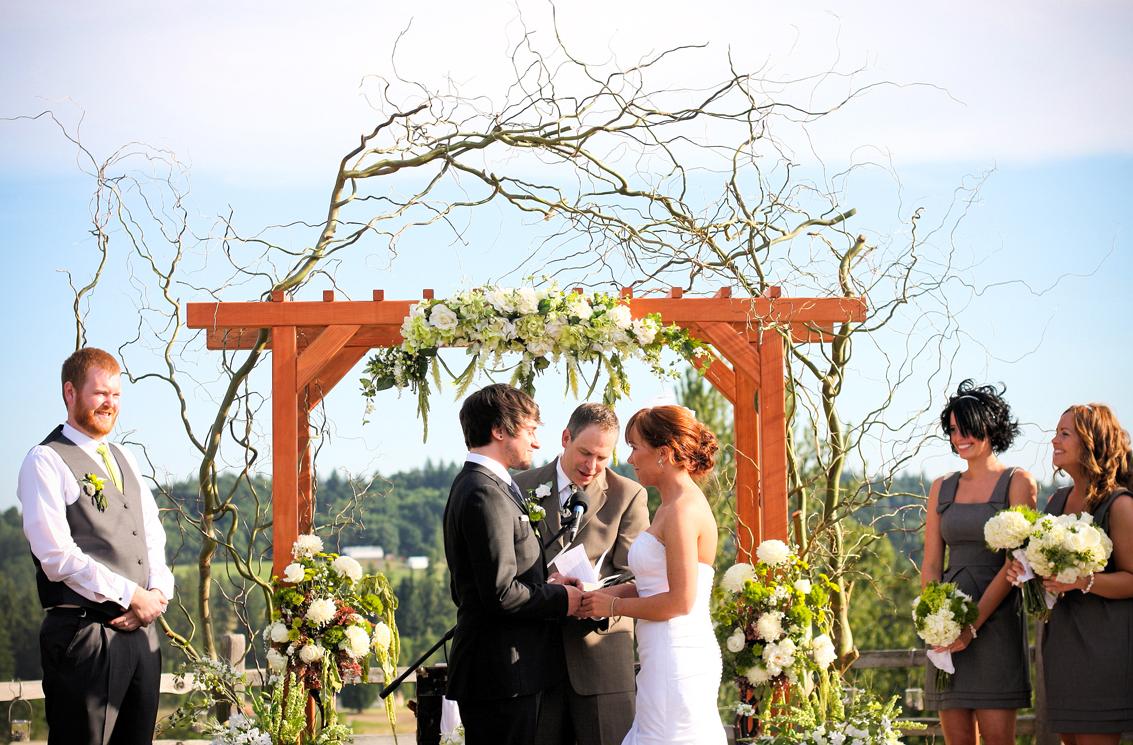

{"left": 422, "top": 289, "right": 434, "bottom": 299}
{"left": 205, "top": 325, "right": 403, "bottom": 351}
{"left": 271, "top": 327, "right": 299, "bottom": 578}
{"left": 295, "top": 325, "right": 361, "bottom": 390}
{"left": 669, "top": 287, "right": 683, "bottom": 298}
{"left": 757, "top": 333, "right": 789, "bottom": 541}
{"left": 271, "top": 291, "right": 285, "bottom": 302}
{"left": 699, "top": 353, "right": 737, "bottom": 404}
{"left": 372, "top": 290, "right": 385, "bottom": 301}
{"left": 187, "top": 300, "right": 419, "bottom": 329}
{"left": 697, "top": 322, "right": 761, "bottom": 380}
{"left": 297, "top": 404, "right": 313, "bottom": 535}
{"left": 628, "top": 296, "right": 866, "bottom": 325}
{"left": 307, "top": 347, "right": 370, "bottom": 408}
{"left": 714, "top": 287, "right": 732, "bottom": 298}
{"left": 620, "top": 287, "right": 633, "bottom": 298}
{"left": 322, "top": 290, "right": 335, "bottom": 302}
{"left": 734, "top": 370, "right": 761, "bottom": 560}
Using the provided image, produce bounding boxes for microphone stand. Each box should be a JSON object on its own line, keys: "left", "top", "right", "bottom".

{"left": 380, "top": 626, "right": 454, "bottom": 700}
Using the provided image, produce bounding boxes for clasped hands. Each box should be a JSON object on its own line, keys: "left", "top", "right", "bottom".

{"left": 549, "top": 572, "right": 616, "bottom": 619}
{"left": 110, "top": 587, "right": 168, "bottom": 632}
{"left": 1005, "top": 558, "right": 1089, "bottom": 596}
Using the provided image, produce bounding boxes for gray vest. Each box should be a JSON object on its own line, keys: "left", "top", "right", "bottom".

{"left": 34, "top": 426, "right": 151, "bottom": 614}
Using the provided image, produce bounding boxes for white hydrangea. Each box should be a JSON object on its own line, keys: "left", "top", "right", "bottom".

{"left": 268, "top": 621, "right": 290, "bottom": 644}
{"left": 298, "top": 643, "right": 325, "bottom": 664}
{"left": 725, "top": 628, "right": 747, "bottom": 653}
{"left": 794, "top": 578, "right": 813, "bottom": 595}
{"left": 526, "top": 338, "right": 554, "bottom": 357}
{"left": 755, "top": 611, "right": 785, "bottom": 642}
{"left": 291, "top": 534, "right": 323, "bottom": 558}
{"left": 756, "top": 539, "right": 791, "bottom": 567}
{"left": 565, "top": 293, "right": 593, "bottom": 320}
{"left": 305, "top": 597, "right": 337, "bottom": 627}
{"left": 265, "top": 647, "right": 287, "bottom": 671}
{"left": 332, "top": 555, "right": 363, "bottom": 582}
{"left": 720, "top": 562, "right": 756, "bottom": 593}
{"left": 811, "top": 633, "right": 837, "bottom": 669}
{"left": 744, "top": 664, "right": 772, "bottom": 686}
{"left": 983, "top": 509, "right": 1034, "bottom": 550}
{"left": 429, "top": 304, "right": 459, "bottom": 332}
{"left": 282, "top": 562, "right": 306, "bottom": 584}
{"left": 342, "top": 625, "right": 372, "bottom": 659}
{"left": 919, "top": 608, "right": 962, "bottom": 647}
{"left": 372, "top": 620, "right": 393, "bottom": 651}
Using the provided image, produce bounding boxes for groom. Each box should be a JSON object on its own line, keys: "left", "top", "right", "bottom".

{"left": 443, "top": 384, "right": 583, "bottom": 744}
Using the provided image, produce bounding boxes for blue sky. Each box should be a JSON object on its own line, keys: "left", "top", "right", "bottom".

{"left": 2, "top": 1, "right": 1131, "bottom": 506}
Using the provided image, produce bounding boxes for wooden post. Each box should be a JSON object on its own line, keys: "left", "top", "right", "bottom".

{"left": 757, "top": 330, "right": 788, "bottom": 541}
{"left": 734, "top": 369, "right": 761, "bottom": 560}
{"left": 272, "top": 323, "right": 299, "bottom": 578}
{"left": 215, "top": 633, "right": 247, "bottom": 723}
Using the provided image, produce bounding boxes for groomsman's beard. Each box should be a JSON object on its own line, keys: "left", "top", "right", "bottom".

{"left": 76, "top": 404, "right": 118, "bottom": 437}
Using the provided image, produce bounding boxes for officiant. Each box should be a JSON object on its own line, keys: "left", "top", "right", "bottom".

{"left": 515, "top": 403, "right": 649, "bottom": 745}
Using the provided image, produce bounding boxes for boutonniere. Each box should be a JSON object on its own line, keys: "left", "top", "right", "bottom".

{"left": 524, "top": 482, "right": 553, "bottom": 523}
{"left": 81, "top": 473, "right": 108, "bottom": 512}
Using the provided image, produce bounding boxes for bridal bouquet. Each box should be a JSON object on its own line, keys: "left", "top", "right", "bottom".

{"left": 713, "top": 539, "right": 837, "bottom": 697}
{"left": 1023, "top": 512, "right": 1111, "bottom": 611}
{"left": 983, "top": 505, "right": 1047, "bottom": 615}
{"left": 912, "top": 581, "right": 978, "bottom": 688}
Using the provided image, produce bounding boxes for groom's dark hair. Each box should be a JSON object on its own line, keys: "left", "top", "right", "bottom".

{"left": 460, "top": 384, "right": 542, "bottom": 448}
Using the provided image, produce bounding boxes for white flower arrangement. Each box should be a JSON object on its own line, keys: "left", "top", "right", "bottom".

{"left": 291, "top": 534, "right": 324, "bottom": 558}
{"left": 305, "top": 597, "right": 337, "bottom": 626}
{"left": 1024, "top": 511, "right": 1112, "bottom": 585}
{"left": 332, "top": 555, "right": 364, "bottom": 582}
{"left": 361, "top": 284, "right": 708, "bottom": 431}
{"left": 912, "top": 581, "right": 978, "bottom": 686}
{"left": 713, "top": 540, "right": 833, "bottom": 699}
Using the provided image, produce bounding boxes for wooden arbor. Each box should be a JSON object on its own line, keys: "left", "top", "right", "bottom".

{"left": 186, "top": 288, "right": 866, "bottom": 575}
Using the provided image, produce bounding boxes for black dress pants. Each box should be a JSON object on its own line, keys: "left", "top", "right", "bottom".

{"left": 40, "top": 610, "right": 161, "bottom": 745}
{"left": 458, "top": 692, "right": 541, "bottom": 745}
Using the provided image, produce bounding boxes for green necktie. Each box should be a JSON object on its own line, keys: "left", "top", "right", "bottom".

{"left": 96, "top": 444, "right": 123, "bottom": 492}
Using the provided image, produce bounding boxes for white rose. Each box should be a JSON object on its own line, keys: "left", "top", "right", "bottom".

{"left": 305, "top": 597, "right": 337, "bottom": 627}
{"left": 515, "top": 288, "right": 539, "bottom": 315}
{"left": 429, "top": 304, "right": 459, "bottom": 332}
{"left": 756, "top": 539, "right": 792, "bottom": 567}
{"left": 485, "top": 287, "right": 513, "bottom": 313}
{"left": 298, "top": 643, "right": 325, "bottom": 664}
{"left": 268, "top": 621, "right": 290, "bottom": 644}
{"left": 534, "top": 483, "right": 552, "bottom": 499}
{"left": 266, "top": 648, "right": 287, "bottom": 671}
{"left": 526, "top": 338, "right": 554, "bottom": 357}
{"left": 332, "top": 555, "right": 364, "bottom": 582}
{"left": 794, "top": 579, "right": 813, "bottom": 595}
{"left": 282, "top": 562, "right": 306, "bottom": 584}
{"left": 755, "top": 611, "right": 785, "bottom": 642}
{"left": 726, "top": 629, "right": 747, "bottom": 654}
{"left": 291, "top": 534, "right": 323, "bottom": 558}
{"left": 372, "top": 620, "right": 393, "bottom": 651}
{"left": 608, "top": 305, "right": 632, "bottom": 330}
{"left": 720, "top": 562, "right": 756, "bottom": 593}
{"left": 342, "top": 625, "right": 372, "bottom": 659}
{"left": 631, "top": 317, "right": 659, "bottom": 345}
{"left": 1056, "top": 568, "right": 1080, "bottom": 584}
{"left": 811, "top": 634, "right": 837, "bottom": 669}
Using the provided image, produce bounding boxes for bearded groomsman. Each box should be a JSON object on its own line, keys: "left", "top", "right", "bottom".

{"left": 17, "top": 347, "right": 174, "bottom": 745}
{"left": 515, "top": 403, "right": 649, "bottom": 745}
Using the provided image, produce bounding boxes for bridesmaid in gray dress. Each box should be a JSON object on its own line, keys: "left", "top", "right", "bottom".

{"left": 922, "top": 380, "right": 1037, "bottom": 745}
{"left": 1012, "top": 404, "right": 1133, "bottom": 744}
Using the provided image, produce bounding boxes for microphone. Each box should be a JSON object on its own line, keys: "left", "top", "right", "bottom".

{"left": 566, "top": 485, "right": 590, "bottom": 543}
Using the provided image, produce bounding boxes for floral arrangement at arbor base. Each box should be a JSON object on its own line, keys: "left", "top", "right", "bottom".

{"left": 983, "top": 505, "right": 1047, "bottom": 615}
{"left": 714, "top": 539, "right": 922, "bottom": 741}
{"left": 163, "top": 534, "right": 400, "bottom": 745}
{"left": 361, "top": 284, "right": 707, "bottom": 435}
{"left": 912, "top": 581, "right": 977, "bottom": 689}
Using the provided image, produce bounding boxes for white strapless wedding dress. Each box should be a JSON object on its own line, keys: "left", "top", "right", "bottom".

{"left": 622, "top": 531, "right": 726, "bottom": 745}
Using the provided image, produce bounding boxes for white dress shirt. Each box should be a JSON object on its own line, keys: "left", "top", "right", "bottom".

{"left": 555, "top": 460, "right": 574, "bottom": 508}
{"left": 465, "top": 452, "right": 520, "bottom": 493}
{"left": 17, "top": 422, "right": 175, "bottom": 609}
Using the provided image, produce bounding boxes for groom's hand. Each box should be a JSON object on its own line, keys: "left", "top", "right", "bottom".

{"left": 549, "top": 572, "right": 583, "bottom": 589}
{"left": 563, "top": 584, "right": 583, "bottom": 617}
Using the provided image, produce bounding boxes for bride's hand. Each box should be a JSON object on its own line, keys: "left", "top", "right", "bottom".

{"left": 578, "top": 590, "right": 613, "bottom": 618}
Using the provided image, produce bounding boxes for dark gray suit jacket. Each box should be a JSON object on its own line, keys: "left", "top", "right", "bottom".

{"left": 443, "top": 461, "right": 568, "bottom": 700}
{"left": 515, "top": 459, "right": 649, "bottom": 695}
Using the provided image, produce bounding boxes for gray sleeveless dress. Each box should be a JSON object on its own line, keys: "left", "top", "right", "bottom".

{"left": 924, "top": 469, "right": 1031, "bottom": 710}
{"left": 1042, "top": 487, "right": 1133, "bottom": 733}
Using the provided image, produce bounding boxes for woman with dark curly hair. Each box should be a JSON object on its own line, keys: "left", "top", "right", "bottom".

{"left": 1009, "top": 404, "right": 1133, "bottom": 744}
{"left": 577, "top": 405, "right": 726, "bottom": 744}
{"left": 922, "top": 380, "right": 1037, "bottom": 745}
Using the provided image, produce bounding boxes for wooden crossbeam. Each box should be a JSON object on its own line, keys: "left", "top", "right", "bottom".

{"left": 296, "top": 325, "right": 361, "bottom": 390}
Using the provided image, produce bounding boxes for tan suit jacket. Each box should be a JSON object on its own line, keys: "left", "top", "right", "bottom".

{"left": 515, "top": 458, "right": 649, "bottom": 696}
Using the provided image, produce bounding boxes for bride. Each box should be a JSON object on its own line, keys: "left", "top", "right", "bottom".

{"left": 579, "top": 405, "right": 726, "bottom": 744}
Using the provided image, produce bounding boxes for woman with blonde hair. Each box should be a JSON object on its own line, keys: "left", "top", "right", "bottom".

{"left": 1010, "top": 404, "right": 1133, "bottom": 744}
{"left": 578, "top": 405, "right": 726, "bottom": 745}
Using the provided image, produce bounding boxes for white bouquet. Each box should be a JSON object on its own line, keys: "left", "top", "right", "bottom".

{"left": 1024, "top": 512, "right": 1112, "bottom": 615}
{"left": 983, "top": 505, "right": 1047, "bottom": 615}
{"left": 912, "top": 582, "right": 978, "bottom": 688}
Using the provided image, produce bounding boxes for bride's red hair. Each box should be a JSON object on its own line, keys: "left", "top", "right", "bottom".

{"left": 626, "top": 405, "right": 719, "bottom": 478}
